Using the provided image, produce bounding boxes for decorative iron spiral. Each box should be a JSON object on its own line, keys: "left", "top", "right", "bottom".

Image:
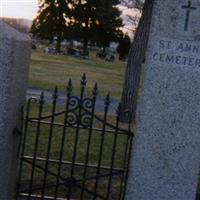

{"left": 68, "top": 96, "right": 79, "bottom": 111}
{"left": 66, "top": 112, "right": 78, "bottom": 126}
{"left": 80, "top": 113, "right": 92, "bottom": 128}
{"left": 82, "top": 97, "right": 94, "bottom": 111}
{"left": 29, "top": 97, "right": 38, "bottom": 104}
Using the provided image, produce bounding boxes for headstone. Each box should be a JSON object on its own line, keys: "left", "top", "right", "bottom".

{"left": 0, "top": 22, "right": 31, "bottom": 199}
{"left": 126, "top": 0, "right": 200, "bottom": 200}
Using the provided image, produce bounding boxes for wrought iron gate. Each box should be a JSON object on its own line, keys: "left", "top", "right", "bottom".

{"left": 16, "top": 75, "right": 133, "bottom": 200}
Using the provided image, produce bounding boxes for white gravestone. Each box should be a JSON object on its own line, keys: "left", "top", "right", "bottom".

{"left": 126, "top": 0, "right": 200, "bottom": 200}
{"left": 0, "top": 22, "right": 31, "bottom": 199}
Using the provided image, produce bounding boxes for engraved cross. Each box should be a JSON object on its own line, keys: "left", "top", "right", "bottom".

{"left": 182, "top": 1, "right": 197, "bottom": 31}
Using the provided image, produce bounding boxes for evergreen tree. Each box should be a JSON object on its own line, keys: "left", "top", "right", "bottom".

{"left": 31, "top": 0, "right": 70, "bottom": 52}
{"left": 70, "top": 0, "right": 123, "bottom": 54}
{"left": 69, "top": 0, "right": 97, "bottom": 54}
{"left": 94, "top": 0, "right": 123, "bottom": 51}
{"left": 31, "top": 0, "right": 123, "bottom": 53}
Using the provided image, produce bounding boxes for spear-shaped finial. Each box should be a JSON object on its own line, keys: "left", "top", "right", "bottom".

{"left": 53, "top": 85, "right": 58, "bottom": 100}
{"left": 81, "top": 73, "right": 87, "bottom": 86}
{"left": 39, "top": 92, "right": 45, "bottom": 104}
{"left": 67, "top": 79, "right": 72, "bottom": 94}
{"left": 92, "top": 82, "right": 98, "bottom": 96}
{"left": 104, "top": 93, "right": 110, "bottom": 107}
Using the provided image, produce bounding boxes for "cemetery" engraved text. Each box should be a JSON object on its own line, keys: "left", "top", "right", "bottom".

{"left": 152, "top": 39, "right": 200, "bottom": 68}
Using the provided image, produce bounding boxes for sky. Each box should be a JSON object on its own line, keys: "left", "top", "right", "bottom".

{"left": 0, "top": 0, "right": 140, "bottom": 36}
{"left": 0, "top": 0, "right": 38, "bottom": 19}
{"left": 0, "top": 0, "right": 139, "bottom": 20}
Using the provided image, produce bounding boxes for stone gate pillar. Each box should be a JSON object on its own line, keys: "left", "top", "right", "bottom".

{"left": 0, "top": 22, "right": 31, "bottom": 199}
{"left": 125, "top": 0, "right": 200, "bottom": 199}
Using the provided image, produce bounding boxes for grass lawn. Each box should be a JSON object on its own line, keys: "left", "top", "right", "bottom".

{"left": 29, "top": 50, "right": 126, "bottom": 99}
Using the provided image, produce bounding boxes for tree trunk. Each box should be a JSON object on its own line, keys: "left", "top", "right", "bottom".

{"left": 56, "top": 17, "right": 62, "bottom": 53}
{"left": 83, "top": 37, "right": 88, "bottom": 55}
{"left": 56, "top": 29, "right": 62, "bottom": 53}
{"left": 56, "top": 6, "right": 63, "bottom": 53}
{"left": 120, "top": 0, "right": 154, "bottom": 122}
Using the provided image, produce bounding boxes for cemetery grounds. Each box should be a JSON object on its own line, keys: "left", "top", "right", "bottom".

{"left": 29, "top": 50, "right": 125, "bottom": 99}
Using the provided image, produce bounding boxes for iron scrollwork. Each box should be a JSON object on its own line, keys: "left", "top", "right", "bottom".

{"left": 66, "top": 96, "right": 94, "bottom": 128}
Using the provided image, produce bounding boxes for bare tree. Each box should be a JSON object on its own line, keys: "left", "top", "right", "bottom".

{"left": 123, "top": 15, "right": 140, "bottom": 33}
{"left": 121, "top": 0, "right": 143, "bottom": 9}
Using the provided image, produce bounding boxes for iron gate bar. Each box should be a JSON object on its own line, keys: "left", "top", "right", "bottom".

{"left": 41, "top": 86, "right": 58, "bottom": 199}
{"left": 19, "top": 192, "right": 106, "bottom": 200}
{"left": 54, "top": 79, "right": 71, "bottom": 199}
{"left": 22, "top": 156, "right": 124, "bottom": 172}
{"left": 79, "top": 82, "right": 96, "bottom": 199}
{"left": 18, "top": 193, "right": 67, "bottom": 200}
{"left": 28, "top": 93, "right": 44, "bottom": 200}
{"left": 93, "top": 93, "right": 110, "bottom": 198}
{"left": 106, "top": 105, "right": 120, "bottom": 199}
{"left": 67, "top": 74, "right": 90, "bottom": 199}
{"left": 27, "top": 119, "right": 131, "bottom": 135}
